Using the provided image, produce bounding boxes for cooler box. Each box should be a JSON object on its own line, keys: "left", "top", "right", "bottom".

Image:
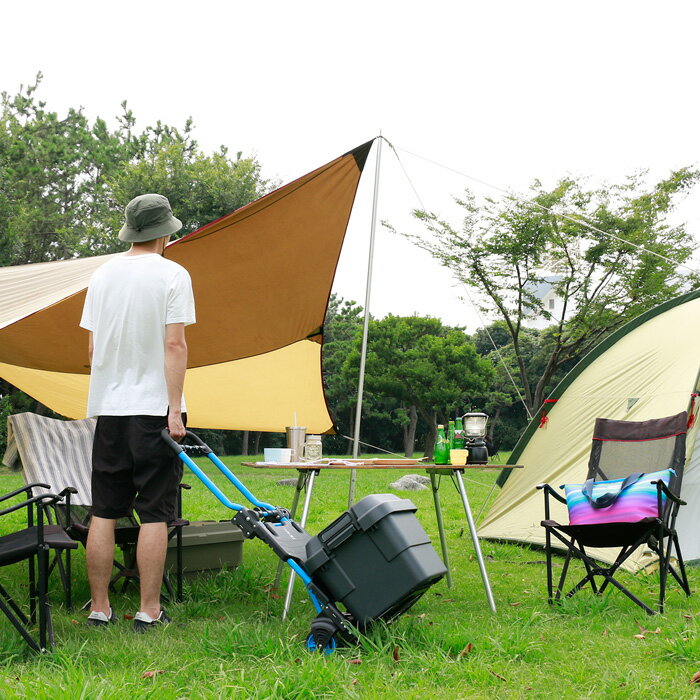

{"left": 165, "top": 520, "right": 244, "bottom": 576}
{"left": 304, "top": 494, "right": 447, "bottom": 624}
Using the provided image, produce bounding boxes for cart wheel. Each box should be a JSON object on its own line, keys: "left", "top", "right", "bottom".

{"left": 306, "top": 632, "right": 337, "bottom": 655}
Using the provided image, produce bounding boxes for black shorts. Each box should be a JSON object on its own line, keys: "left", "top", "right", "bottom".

{"left": 91, "top": 415, "right": 185, "bottom": 524}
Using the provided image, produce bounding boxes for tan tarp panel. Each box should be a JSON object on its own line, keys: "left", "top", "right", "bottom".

{"left": 479, "top": 292, "right": 700, "bottom": 571}
{"left": 0, "top": 141, "right": 374, "bottom": 432}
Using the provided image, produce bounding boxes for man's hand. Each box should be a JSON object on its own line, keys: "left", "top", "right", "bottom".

{"left": 168, "top": 411, "right": 186, "bottom": 442}
{"left": 164, "top": 323, "right": 187, "bottom": 441}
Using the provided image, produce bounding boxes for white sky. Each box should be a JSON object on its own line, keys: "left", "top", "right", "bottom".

{"left": 2, "top": 1, "right": 699, "bottom": 330}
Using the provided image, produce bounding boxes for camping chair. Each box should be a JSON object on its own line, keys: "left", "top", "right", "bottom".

{"left": 4, "top": 413, "right": 188, "bottom": 607}
{"left": 537, "top": 411, "right": 691, "bottom": 614}
{"left": 0, "top": 483, "right": 78, "bottom": 652}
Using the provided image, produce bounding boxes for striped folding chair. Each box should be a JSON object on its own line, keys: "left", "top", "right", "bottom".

{"left": 4, "top": 413, "right": 187, "bottom": 608}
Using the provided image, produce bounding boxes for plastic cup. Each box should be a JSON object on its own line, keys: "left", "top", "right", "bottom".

{"left": 449, "top": 448, "right": 469, "bottom": 466}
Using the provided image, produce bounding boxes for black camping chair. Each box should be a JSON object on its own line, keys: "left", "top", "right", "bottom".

{"left": 55, "top": 490, "right": 189, "bottom": 606}
{"left": 537, "top": 411, "right": 691, "bottom": 614}
{"left": 0, "top": 483, "right": 78, "bottom": 652}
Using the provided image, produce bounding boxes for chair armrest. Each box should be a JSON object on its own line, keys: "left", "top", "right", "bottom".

{"left": 653, "top": 479, "right": 686, "bottom": 506}
{"left": 536, "top": 483, "right": 567, "bottom": 504}
{"left": 0, "top": 482, "right": 51, "bottom": 504}
{"left": 0, "top": 493, "right": 63, "bottom": 518}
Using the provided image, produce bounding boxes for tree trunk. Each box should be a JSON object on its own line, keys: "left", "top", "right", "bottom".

{"left": 422, "top": 410, "right": 437, "bottom": 459}
{"left": 241, "top": 430, "right": 249, "bottom": 456}
{"left": 346, "top": 407, "right": 355, "bottom": 455}
{"left": 487, "top": 407, "right": 500, "bottom": 443}
{"left": 253, "top": 431, "right": 262, "bottom": 455}
{"left": 403, "top": 405, "right": 418, "bottom": 458}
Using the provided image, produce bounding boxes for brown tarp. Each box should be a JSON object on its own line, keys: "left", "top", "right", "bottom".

{"left": 0, "top": 140, "right": 374, "bottom": 432}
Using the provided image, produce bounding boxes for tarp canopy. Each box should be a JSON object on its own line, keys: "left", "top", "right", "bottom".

{"left": 0, "top": 140, "right": 374, "bottom": 432}
{"left": 479, "top": 290, "right": 700, "bottom": 571}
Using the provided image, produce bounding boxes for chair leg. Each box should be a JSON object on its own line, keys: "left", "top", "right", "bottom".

{"left": 0, "top": 596, "right": 40, "bottom": 653}
{"left": 578, "top": 544, "right": 599, "bottom": 595}
{"left": 0, "top": 581, "right": 29, "bottom": 625}
{"left": 38, "top": 544, "right": 50, "bottom": 652}
{"left": 176, "top": 522, "right": 183, "bottom": 603}
{"left": 28, "top": 554, "right": 37, "bottom": 624}
{"left": 556, "top": 546, "right": 573, "bottom": 601}
{"left": 50, "top": 550, "right": 72, "bottom": 612}
{"left": 65, "top": 546, "right": 72, "bottom": 611}
{"left": 544, "top": 527, "right": 554, "bottom": 604}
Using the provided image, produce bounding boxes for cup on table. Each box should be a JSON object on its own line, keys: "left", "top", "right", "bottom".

{"left": 285, "top": 426, "right": 306, "bottom": 462}
{"left": 264, "top": 448, "right": 292, "bottom": 463}
{"left": 449, "top": 448, "right": 468, "bottom": 466}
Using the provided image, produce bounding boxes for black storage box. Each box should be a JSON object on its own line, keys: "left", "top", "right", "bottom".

{"left": 304, "top": 494, "right": 446, "bottom": 624}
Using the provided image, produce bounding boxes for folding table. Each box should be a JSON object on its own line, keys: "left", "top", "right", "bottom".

{"left": 242, "top": 460, "right": 522, "bottom": 616}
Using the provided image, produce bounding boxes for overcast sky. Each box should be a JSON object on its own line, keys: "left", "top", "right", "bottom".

{"left": 2, "top": 1, "right": 699, "bottom": 329}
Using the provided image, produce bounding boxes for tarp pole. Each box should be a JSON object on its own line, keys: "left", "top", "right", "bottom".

{"left": 348, "top": 135, "right": 382, "bottom": 507}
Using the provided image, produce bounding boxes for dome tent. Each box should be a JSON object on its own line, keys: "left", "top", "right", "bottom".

{"left": 478, "top": 289, "right": 700, "bottom": 571}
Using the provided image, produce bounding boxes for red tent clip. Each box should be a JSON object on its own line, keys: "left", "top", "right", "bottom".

{"left": 689, "top": 393, "right": 698, "bottom": 429}
{"left": 539, "top": 399, "right": 558, "bottom": 428}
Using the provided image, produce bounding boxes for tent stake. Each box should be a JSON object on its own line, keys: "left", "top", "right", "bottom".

{"left": 348, "top": 135, "right": 383, "bottom": 507}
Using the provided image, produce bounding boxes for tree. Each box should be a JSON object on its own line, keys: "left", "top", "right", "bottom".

{"left": 403, "top": 171, "right": 700, "bottom": 416}
{"left": 0, "top": 75, "right": 272, "bottom": 453}
{"left": 321, "top": 294, "right": 365, "bottom": 454}
{"left": 0, "top": 74, "right": 272, "bottom": 266}
{"left": 345, "top": 316, "right": 494, "bottom": 457}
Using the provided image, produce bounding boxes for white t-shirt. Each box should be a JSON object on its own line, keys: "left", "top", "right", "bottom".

{"left": 80, "top": 253, "right": 196, "bottom": 417}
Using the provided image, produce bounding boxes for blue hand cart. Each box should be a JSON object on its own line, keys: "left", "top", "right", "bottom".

{"left": 163, "top": 430, "right": 446, "bottom": 652}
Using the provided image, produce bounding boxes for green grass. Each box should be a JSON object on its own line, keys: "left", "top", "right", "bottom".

{"left": 0, "top": 456, "right": 698, "bottom": 699}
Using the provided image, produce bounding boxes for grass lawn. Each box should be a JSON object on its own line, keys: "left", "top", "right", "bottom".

{"left": 0, "top": 454, "right": 698, "bottom": 699}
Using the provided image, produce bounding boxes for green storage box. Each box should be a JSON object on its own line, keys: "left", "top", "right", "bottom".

{"left": 165, "top": 520, "right": 244, "bottom": 576}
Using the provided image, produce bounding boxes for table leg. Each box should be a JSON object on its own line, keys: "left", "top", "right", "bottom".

{"left": 282, "top": 469, "right": 318, "bottom": 620}
{"left": 273, "top": 470, "right": 306, "bottom": 591}
{"left": 454, "top": 469, "right": 497, "bottom": 613}
{"left": 429, "top": 473, "right": 453, "bottom": 589}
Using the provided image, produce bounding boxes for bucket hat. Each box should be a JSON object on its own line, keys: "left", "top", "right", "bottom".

{"left": 118, "top": 193, "right": 183, "bottom": 243}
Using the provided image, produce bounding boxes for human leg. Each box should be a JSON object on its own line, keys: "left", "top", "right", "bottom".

{"left": 128, "top": 414, "right": 185, "bottom": 626}
{"left": 86, "top": 516, "right": 117, "bottom": 614}
{"left": 136, "top": 521, "right": 168, "bottom": 619}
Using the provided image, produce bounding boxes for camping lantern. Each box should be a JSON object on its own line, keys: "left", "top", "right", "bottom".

{"left": 461, "top": 412, "right": 489, "bottom": 465}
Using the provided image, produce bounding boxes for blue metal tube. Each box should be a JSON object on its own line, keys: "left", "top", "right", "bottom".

{"left": 177, "top": 452, "right": 244, "bottom": 511}
{"left": 286, "top": 559, "right": 322, "bottom": 613}
{"left": 206, "top": 452, "right": 275, "bottom": 512}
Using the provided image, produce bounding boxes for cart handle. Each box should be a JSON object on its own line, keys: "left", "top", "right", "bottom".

{"left": 161, "top": 429, "right": 210, "bottom": 455}
{"left": 161, "top": 429, "right": 277, "bottom": 514}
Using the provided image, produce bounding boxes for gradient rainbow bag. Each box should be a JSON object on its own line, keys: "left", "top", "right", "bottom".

{"left": 564, "top": 469, "right": 674, "bottom": 526}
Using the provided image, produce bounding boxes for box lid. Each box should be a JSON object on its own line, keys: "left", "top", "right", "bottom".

{"left": 349, "top": 494, "right": 417, "bottom": 532}
{"left": 167, "top": 520, "right": 244, "bottom": 547}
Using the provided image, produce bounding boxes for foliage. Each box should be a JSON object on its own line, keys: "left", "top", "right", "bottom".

{"left": 321, "top": 294, "right": 365, "bottom": 454}
{"left": 0, "top": 74, "right": 272, "bottom": 265}
{"left": 344, "top": 315, "right": 494, "bottom": 456}
{"left": 0, "top": 459, "right": 698, "bottom": 698}
{"left": 0, "top": 75, "right": 272, "bottom": 451}
{"left": 402, "top": 170, "right": 700, "bottom": 414}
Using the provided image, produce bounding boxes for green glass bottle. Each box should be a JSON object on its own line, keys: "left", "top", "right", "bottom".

{"left": 448, "top": 420, "right": 457, "bottom": 449}
{"left": 434, "top": 424, "right": 450, "bottom": 465}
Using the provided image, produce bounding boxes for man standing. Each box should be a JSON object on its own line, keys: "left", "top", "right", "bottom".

{"left": 80, "top": 193, "right": 195, "bottom": 631}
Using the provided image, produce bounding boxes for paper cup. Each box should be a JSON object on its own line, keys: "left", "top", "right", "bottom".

{"left": 449, "top": 449, "right": 468, "bottom": 466}
{"left": 264, "top": 448, "right": 292, "bottom": 463}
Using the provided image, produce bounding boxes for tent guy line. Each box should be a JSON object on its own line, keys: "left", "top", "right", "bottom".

{"left": 386, "top": 138, "right": 535, "bottom": 420}
{"left": 392, "top": 142, "right": 698, "bottom": 274}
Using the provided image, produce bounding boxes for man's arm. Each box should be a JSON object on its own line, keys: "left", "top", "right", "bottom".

{"left": 88, "top": 332, "right": 94, "bottom": 367}
{"left": 164, "top": 323, "right": 188, "bottom": 440}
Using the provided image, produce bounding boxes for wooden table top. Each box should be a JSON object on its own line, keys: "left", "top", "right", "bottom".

{"left": 242, "top": 460, "right": 523, "bottom": 470}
